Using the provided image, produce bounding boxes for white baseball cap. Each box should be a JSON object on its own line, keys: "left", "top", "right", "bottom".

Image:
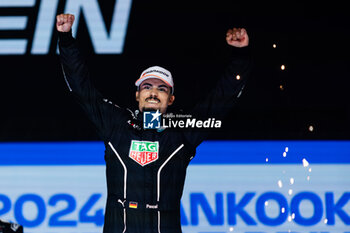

{"left": 135, "top": 66, "right": 174, "bottom": 94}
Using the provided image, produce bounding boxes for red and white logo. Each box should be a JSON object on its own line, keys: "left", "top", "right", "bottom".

{"left": 128, "top": 140, "right": 159, "bottom": 166}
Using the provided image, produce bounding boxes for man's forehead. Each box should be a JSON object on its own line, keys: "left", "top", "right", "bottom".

{"left": 140, "top": 78, "right": 170, "bottom": 87}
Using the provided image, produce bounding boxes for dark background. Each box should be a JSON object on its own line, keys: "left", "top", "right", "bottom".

{"left": 0, "top": 0, "right": 349, "bottom": 141}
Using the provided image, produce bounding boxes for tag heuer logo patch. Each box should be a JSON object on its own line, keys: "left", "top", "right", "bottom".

{"left": 129, "top": 140, "right": 159, "bottom": 166}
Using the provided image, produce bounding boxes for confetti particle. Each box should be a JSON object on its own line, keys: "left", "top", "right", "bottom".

{"left": 281, "top": 207, "right": 285, "bottom": 213}
{"left": 236, "top": 75, "right": 241, "bottom": 80}
{"left": 273, "top": 44, "right": 277, "bottom": 48}
{"left": 288, "top": 215, "right": 292, "bottom": 222}
{"left": 266, "top": 157, "right": 269, "bottom": 162}
{"left": 280, "top": 85, "right": 284, "bottom": 90}
{"left": 281, "top": 65, "right": 286, "bottom": 70}
{"left": 285, "top": 147, "right": 289, "bottom": 152}
{"left": 290, "top": 177, "right": 295, "bottom": 185}
{"left": 278, "top": 180, "right": 283, "bottom": 188}
{"left": 307, "top": 176, "right": 310, "bottom": 181}
{"left": 288, "top": 189, "right": 293, "bottom": 195}
{"left": 324, "top": 218, "right": 328, "bottom": 224}
{"left": 309, "top": 168, "right": 312, "bottom": 172}
{"left": 229, "top": 227, "right": 234, "bottom": 232}
{"left": 309, "top": 125, "right": 314, "bottom": 132}
{"left": 283, "top": 152, "right": 287, "bottom": 157}
{"left": 292, "top": 213, "right": 295, "bottom": 219}
{"left": 265, "top": 201, "right": 269, "bottom": 206}
{"left": 302, "top": 158, "right": 309, "bottom": 167}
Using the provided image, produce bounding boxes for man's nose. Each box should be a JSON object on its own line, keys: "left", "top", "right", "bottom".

{"left": 150, "top": 87, "right": 158, "bottom": 96}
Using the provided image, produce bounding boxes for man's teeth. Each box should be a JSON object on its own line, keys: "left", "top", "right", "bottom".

{"left": 147, "top": 100, "right": 159, "bottom": 103}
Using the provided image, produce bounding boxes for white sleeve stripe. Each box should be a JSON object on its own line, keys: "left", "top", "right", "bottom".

{"left": 157, "top": 144, "right": 184, "bottom": 202}
{"left": 61, "top": 63, "right": 72, "bottom": 92}
{"left": 156, "top": 143, "right": 184, "bottom": 233}
{"left": 108, "top": 142, "right": 127, "bottom": 233}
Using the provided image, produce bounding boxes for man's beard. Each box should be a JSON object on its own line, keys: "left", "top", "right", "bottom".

{"left": 142, "top": 107, "right": 159, "bottom": 112}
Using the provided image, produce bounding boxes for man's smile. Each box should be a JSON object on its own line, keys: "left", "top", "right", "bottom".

{"left": 145, "top": 97, "right": 160, "bottom": 104}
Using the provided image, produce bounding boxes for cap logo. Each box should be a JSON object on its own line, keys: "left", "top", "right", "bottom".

{"left": 142, "top": 69, "right": 169, "bottom": 77}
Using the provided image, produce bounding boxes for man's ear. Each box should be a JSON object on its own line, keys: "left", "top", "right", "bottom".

{"left": 135, "top": 91, "right": 140, "bottom": 102}
{"left": 168, "top": 95, "right": 175, "bottom": 106}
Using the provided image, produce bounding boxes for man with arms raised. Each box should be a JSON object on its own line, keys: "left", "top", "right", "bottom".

{"left": 57, "top": 13, "right": 250, "bottom": 233}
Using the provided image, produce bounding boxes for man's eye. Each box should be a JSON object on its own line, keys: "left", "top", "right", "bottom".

{"left": 142, "top": 85, "right": 151, "bottom": 89}
{"left": 159, "top": 88, "right": 167, "bottom": 92}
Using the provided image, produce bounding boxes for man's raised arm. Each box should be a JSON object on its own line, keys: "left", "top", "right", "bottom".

{"left": 183, "top": 27, "right": 252, "bottom": 149}
{"left": 57, "top": 14, "right": 122, "bottom": 141}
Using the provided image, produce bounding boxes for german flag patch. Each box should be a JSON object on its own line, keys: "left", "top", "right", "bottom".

{"left": 129, "top": 201, "right": 138, "bottom": 209}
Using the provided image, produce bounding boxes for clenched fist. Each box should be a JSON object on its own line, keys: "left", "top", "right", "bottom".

{"left": 226, "top": 28, "right": 249, "bottom": 48}
{"left": 56, "top": 14, "right": 75, "bottom": 32}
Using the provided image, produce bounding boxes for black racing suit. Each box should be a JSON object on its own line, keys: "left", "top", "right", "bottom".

{"left": 0, "top": 219, "right": 23, "bottom": 233}
{"left": 58, "top": 31, "right": 251, "bottom": 233}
